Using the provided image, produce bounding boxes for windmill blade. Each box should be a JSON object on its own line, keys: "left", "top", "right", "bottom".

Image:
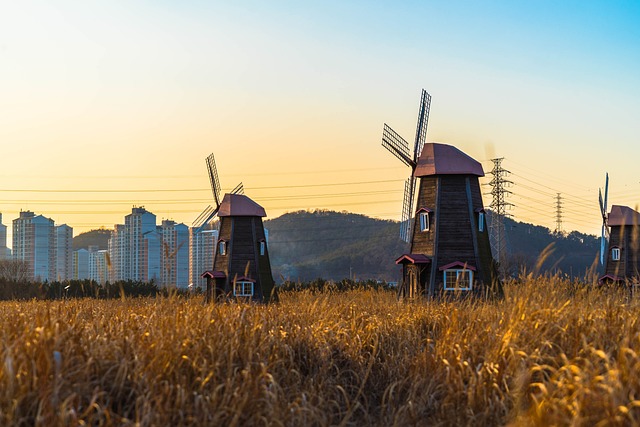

{"left": 603, "top": 172, "right": 609, "bottom": 216}
{"left": 231, "top": 182, "right": 244, "bottom": 195}
{"left": 206, "top": 153, "right": 222, "bottom": 208}
{"left": 413, "top": 89, "right": 431, "bottom": 163}
{"left": 600, "top": 224, "right": 607, "bottom": 265}
{"left": 598, "top": 189, "right": 604, "bottom": 216}
{"left": 382, "top": 124, "right": 415, "bottom": 168}
{"left": 400, "top": 176, "right": 416, "bottom": 242}
{"left": 193, "top": 205, "right": 220, "bottom": 234}
{"left": 192, "top": 205, "right": 214, "bottom": 228}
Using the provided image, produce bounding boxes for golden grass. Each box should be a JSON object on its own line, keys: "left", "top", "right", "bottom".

{"left": 1, "top": 279, "right": 640, "bottom": 426}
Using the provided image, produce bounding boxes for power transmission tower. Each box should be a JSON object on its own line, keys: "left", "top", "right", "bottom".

{"left": 555, "top": 193, "right": 563, "bottom": 234}
{"left": 487, "top": 158, "right": 514, "bottom": 276}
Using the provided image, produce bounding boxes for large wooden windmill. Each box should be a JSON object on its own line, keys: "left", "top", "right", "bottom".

{"left": 198, "top": 154, "right": 276, "bottom": 303}
{"left": 598, "top": 175, "right": 640, "bottom": 286}
{"left": 382, "top": 89, "right": 501, "bottom": 298}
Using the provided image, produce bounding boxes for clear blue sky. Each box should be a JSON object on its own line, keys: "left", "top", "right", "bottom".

{"left": 0, "top": 1, "right": 638, "bottom": 241}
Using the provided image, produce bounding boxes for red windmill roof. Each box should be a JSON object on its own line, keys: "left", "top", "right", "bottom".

{"left": 414, "top": 143, "right": 484, "bottom": 177}
{"left": 218, "top": 194, "right": 267, "bottom": 217}
{"left": 608, "top": 205, "right": 640, "bottom": 226}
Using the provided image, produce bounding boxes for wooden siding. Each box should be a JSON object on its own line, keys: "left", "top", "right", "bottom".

{"left": 211, "top": 216, "right": 275, "bottom": 302}
{"left": 408, "top": 175, "right": 500, "bottom": 297}
{"left": 606, "top": 225, "right": 640, "bottom": 280}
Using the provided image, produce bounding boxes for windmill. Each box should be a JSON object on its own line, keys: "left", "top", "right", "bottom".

{"left": 197, "top": 154, "right": 276, "bottom": 303}
{"left": 382, "top": 89, "right": 431, "bottom": 242}
{"left": 597, "top": 172, "right": 640, "bottom": 287}
{"left": 382, "top": 90, "right": 501, "bottom": 299}
{"left": 598, "top": 173, "right": 609, "bottom": 265}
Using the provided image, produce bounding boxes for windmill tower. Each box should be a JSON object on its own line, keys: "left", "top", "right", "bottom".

{"left": 198, "top": 154, "right": 276, "bottom": 303}
{"left": 598, "top": 174, "right": 640, "bottom": 286}
{"left": 382, "top": 89, "right": 501, "bottom": 298}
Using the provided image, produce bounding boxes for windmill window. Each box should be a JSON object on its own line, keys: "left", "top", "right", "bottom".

{"left": 234, "top": 281, "right": 254, "bottom": 297}
{"left": 259, "top": 241, "right": 266, "bottom": 256}
{"left": 443, "top": 269, "right": 473, "bottom": 291}
{"left": 218, "top": 240, "right": 227, "bottom": 256}
{"left": 612, "top": 247, "right": 620, "bottom": 261}
{"left": 419, "top": 212, "right": 430, "bottom": 232}
{"left": 478, "top": 212, "right": 485, "bottom": 232}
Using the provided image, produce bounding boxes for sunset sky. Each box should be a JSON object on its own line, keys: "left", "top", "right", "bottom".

{"left": 1, "top": 1, "right": 639, "bottom": 244}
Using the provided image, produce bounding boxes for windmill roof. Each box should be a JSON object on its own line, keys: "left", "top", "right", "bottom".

{"left": 395, "top": 254, "right": 431, "bottom": 265}
{"left": 608, "top": 205, "right": 640, "bottom": 226}
{"left": 414, "top": 143, "right": 484, "bottom": 177}
{"left": 218, "top": 194, "right": 266, "bottom": 217}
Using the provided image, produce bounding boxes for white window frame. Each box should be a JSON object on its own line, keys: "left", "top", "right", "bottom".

{"left": 612, "top": 247, "right": 620, "bottom": 261}
{"left": 234, "top": 281, "right": 254, "bottom": 297}
{"left": 478, "top": 212, "right": 485, "bottom": 232}
{"left": 218, "top": 240, "right": 226, "bottom": 256}
{"left": 259, "top": 241, "right": 266, "bottom": 256}
{"left": 443, "top": 269, "right": 473, "bottom": 291}
{"left": 419, "top": 212, "right": 430, "bottom": 232}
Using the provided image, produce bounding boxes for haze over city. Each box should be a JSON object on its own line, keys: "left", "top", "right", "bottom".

{"left": 1, "top": 1, "right": 639, "bottom": 244}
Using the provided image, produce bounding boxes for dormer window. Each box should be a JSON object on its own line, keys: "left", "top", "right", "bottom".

{"left": 416, "top": 208, "right": 432, "bottom": 232}
{"left": 612, "top": 247, "right": 620, "bottom": 261}
{"left": 218, "top": 240, "right": 227, "bottom": 256}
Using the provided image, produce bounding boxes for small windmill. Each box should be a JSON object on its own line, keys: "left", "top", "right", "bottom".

{"left": 192, "top": 153, "right": 244, "bottom": 234}
{"left": 197, "top": 154, "right": 276, "bottom": 303}
{"left": 382, "top": 89, "right": 431, "bottom": 242}
{"left": 598, "top": 173, "right": 609, "bottom": 265}
{"left": 381, "top": 89, "right": 501, "bottom": 299}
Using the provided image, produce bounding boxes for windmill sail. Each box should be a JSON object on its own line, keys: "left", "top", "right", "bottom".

{"left": 599, "top": 173, "right": 609, "bottom": 265}
{"left": 382, "top": 124, "right": 414, "bottom": 167}
{"left": 413, "top": 90, "right": 431, "bottom": 162}
{"left": 400, "top": 177, "right": 416, "bottom": 242}
{"left": 206, "top": 153, "right": 222, "bottom": 208}
{"left": 231, "top": 182, "right": 244, "bottom": 195}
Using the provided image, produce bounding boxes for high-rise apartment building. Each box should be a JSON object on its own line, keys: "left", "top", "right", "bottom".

{"left": 89, "top": 249, "right": 110, "bottom": 284}
{"left": 12, "top": 211, "right": 56, "bottom": 281}
{"left": 0, "top": 213, "right": 10, "bottom": 259}
{"left": 73, "top": 248, "right": 90, "bottom": 280}
{"left": 56, "top": 224, "right": 73, "bottom": 281}
{"left": 160, "top": 220, "right": 189, "bottom": 288}
{"left": 189, "top": 224, "right": 218, "bottom": 289}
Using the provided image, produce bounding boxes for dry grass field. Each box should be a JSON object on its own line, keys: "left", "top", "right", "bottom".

{"left": 1, "top": 278, "right": 640, "bottom": 426}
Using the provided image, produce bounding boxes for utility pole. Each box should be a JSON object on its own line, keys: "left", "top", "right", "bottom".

{"left": 555, "top": 193, "right": 563, "bottom": 234}
{"left": 487, "top": 158, "right": 514, "bottom": 276}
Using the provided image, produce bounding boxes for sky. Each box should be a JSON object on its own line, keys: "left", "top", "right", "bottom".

{"left": 0, "top": 1, "right": 639, "bottom": 245}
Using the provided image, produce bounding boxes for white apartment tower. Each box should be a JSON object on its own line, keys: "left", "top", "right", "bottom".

{"left": 160, "top": 220, "right": 189, "bottom": 288}
{"left": 189, "top": 224, "right": 218, "bottom": 289}
{"left": 12, "top": 211, "right": 56, "bottom": 281}
{"left": 0, "top": 213, "right": 9, "bottom": 259}
{"left": 56, "top": 224, "right": 73, "bottom": 281}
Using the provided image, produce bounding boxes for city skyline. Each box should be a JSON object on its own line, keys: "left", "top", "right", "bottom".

{"left": 1, "top": 1, "right": 639, "bottom": 242}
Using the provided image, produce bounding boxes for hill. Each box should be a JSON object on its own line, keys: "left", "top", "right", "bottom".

{"left": 265, "top": 210, "right": 406, "bottom": 282}
{"left": 72, "top": 228, "right": 111, "bottom": 251}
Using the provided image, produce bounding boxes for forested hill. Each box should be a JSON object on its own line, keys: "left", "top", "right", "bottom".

{"left": 265, "top": 210, "right": 407, "bottom": 282}
{"left": 72, "top": 228, "right": 111, "bottom": 251}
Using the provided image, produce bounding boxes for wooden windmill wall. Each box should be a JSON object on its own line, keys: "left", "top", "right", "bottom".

{"left": 404, "top": 144, "right": 498, "bottom": 297}
{"left": 204, "top": 194, "right": 276, "bottom": 303}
